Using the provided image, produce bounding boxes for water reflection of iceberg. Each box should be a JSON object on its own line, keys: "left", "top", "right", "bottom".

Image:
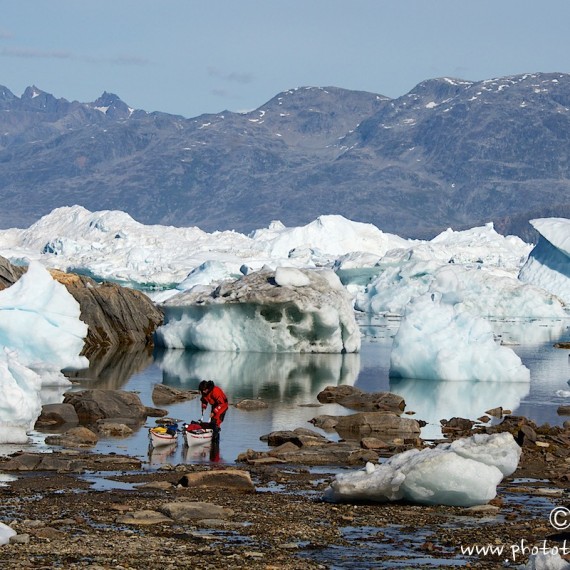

{"left": 154, "top": 349, "right": 360, "bottom": 401}
{"left": 390, "top": 377, "right": 530, "bottom": 440}
{"left": 490, "top": 317, "right": 568, "bottom": 345}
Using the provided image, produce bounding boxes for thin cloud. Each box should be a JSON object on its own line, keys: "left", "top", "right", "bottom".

{"left": 0, "top": 30, "right": 14, "bottom": 40}
{"left": 0, "top": 46, "right": 149, "bottom": 66}
{"left": 208, "top": 66, "right": 254, "bottom": 84}
{"left": 0, "top": 47, "right": 71, "bottom": 59}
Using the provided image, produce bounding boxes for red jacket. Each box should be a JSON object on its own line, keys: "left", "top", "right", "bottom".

{"left": 201, "top": 386, "right": 228, "bottom": 425}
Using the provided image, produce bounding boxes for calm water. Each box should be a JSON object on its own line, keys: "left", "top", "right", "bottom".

{"left": 25, "top": 315, "right": 570, "bottom": 467}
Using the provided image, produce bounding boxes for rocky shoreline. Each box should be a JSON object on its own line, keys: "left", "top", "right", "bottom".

{"left": 2, "top": 397, "right": 570, "bottom": 569}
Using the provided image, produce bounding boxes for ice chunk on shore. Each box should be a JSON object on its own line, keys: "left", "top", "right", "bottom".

{"left": 0, "top": 262, "right": 88, "bottom": 443}
{"left": 155, "top": 267, "right": 360, "bottom": 353}
{"left": 522, "top": 552, "right": 570, "bottom": 569}
{"left": 389, "top": 292, "right": 530, "bottom": 382}
{"left": 0, "top": 349, "right": 43, "bottom": 443}
{"left": 324, "top": 432, "right": 520, "bottom": 507}
{"left": 0, "top": 521, "right": 16, "bottom": 545}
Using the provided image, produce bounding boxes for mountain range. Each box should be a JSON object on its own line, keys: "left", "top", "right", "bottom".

{"left": 1, "top": 72, "right": 569, "bottom": 241}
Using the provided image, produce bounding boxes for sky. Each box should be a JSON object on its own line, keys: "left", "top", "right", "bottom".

{"left": 1, "top": 1, "right": 569, "bottom": 118}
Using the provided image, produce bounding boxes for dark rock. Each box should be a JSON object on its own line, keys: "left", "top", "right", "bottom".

{"left": 360, "top": 437, "right": 391, "bottom": 450}
{"left": 116, "top": 510, "right": 172, "bottom": 526}
{"left": 151, "top": 384, "right": 198, "bottom": 406}
{"left": 237, "top": 442, "right": 379, "bottom": 466}
{"left": 333, "top": 412, "right": 421, "bottom": 441}
{"left": 49, "top": 269, "right": 163, "bottom": 353}
{"left": 44, "top": 426, "right": 99, "bottom": 447}
{"left": 0, "top": 256, "right": 26, "bottom": 291}
{"left": 235, "top": 399, "right": 269, "bottom": 410}
{"left": 485, "top": 407, "right": 505, "bottom": 418}
{"left": 317, "top": 385, "right": 405, "bottom": 413}
{"left": 35, "top": 403, "right": 79, "bottom": 428}
{"left": 177, "top": 470, "right": 255, "bottom": 493}
{"left": 63, "top": 389, "right": 148, "bottom": 424}
{"left": 308, "top": 415, "right": 341, "bottom": 431}
{"left": 144, "top": 407, "right": 169, "bottom": 418}
{"left": 261, "top": 428, "right": 328, "bottom": 447}
{"left": 96, "top": 422, "right": 133, "bottom": 437}
{"left": 0, "top": 451, "right": 141, "bottom": 472}
{"left": 517, "top": 425, "right": 537, "bottom": 447}
{"left": 441, "top": 417, "right": 475, "bottom": 434}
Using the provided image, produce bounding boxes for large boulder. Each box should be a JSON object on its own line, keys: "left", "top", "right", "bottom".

{"left": 49, "top": 270, "right": 163, "bottom": 353}
{"left": 314, "top": 411, "right": 422, "bottom": 442}
{"left": 63, "top": 389, "right": 148, "bottom": 424}
{"left": 177, "top": 469, "right": 255, "bottom": 493}
{"left": 317, "top": 385, "right": 406, "bottom": 413}
{"left": 0, "top": 256, "right": 26, "bottom": 290}
{"left": 35, "top": 403, "right": 79, "bottom": 428}
{"left": 151, "top": 384, "right": 198, "bottom": 406}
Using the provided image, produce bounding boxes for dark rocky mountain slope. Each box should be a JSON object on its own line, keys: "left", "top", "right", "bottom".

{"left": 0, "top": 74, "right": 568, "bottom": 240}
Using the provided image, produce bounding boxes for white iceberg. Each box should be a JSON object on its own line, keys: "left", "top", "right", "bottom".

{"left": 356, "top": 253, "right": 566, "bottom": 321}
{"left": 155, "top": 267, "right": 360, "bottom": 353}
{"left": 0, "top": 262, "right": 88, "bottom": 370}
{"left": 251, "top": 214, "right": 410, "bottom": 260}
{"left": 519, "top": 218, "right": 570, "bottom": 306}
{"left": 0, "top": 262, "right": 88, "bottom": 443}
{"left": 389, "top": 292, "right": 530, "bottom": 382}
{"left": 324, "top": 432, "right": 520, "bottom": 507}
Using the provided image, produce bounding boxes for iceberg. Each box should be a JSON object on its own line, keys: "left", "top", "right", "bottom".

{"left": 324, "top": 432, "right": 520, "bottom": 507}
{"left": 356, "top": 253, "right": 566, "bottom": 320}
{"left": 0, "top": 262, "right": 88, "bottom": 443}
{"left": 155, "top": 267, "right": 361, "bottom": 353}
{"left": 0, "top": 262, "right": 88, "bottom": 370}
{"left": 251, "top": 214, "right": 410, "bottom": 259}
{"left": 519, "top": 218, "right": 570, "bottom": 306}
{"left": 389, "top": 292, "right": 531, "bottom": 382}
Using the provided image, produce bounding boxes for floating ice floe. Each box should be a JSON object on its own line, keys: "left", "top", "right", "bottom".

{"left": 324, "top": 432, "right": 520, "bottom": 507}
{"left": 155, "top": 267, "right": 360, "bottom": 353}
{"left": 389, "top": 292, "right": 531, "bottom": 382}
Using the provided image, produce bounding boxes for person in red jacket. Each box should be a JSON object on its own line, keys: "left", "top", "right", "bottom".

{"left": 198, "top": 380, "right": 228, "bottom": 434}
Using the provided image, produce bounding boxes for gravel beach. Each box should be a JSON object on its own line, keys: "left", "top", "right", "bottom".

{"left": 0, "top": 430, "right": 569, "bottom": 570}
